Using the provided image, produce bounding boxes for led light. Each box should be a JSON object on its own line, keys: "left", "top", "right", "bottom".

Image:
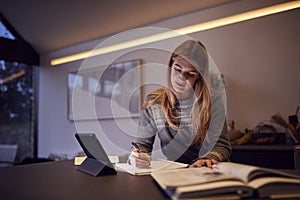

{"left": 50, "top": 1, "right": 300, "bottom": 66}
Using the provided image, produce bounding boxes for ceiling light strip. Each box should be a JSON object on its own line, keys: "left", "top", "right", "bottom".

{"left": 50, "top": 1, "right": 300, "bottom": 66}
{"left": 176, "top": 0, "right": 300, "bottom": 34}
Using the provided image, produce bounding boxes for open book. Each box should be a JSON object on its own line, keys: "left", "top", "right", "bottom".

{"left": 115, "top": 159, "right": 189, "bottom": 175}
{"left": 151, "top": 162, "right": 300, "bottom": 200}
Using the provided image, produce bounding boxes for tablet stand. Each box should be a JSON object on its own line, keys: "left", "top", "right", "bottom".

{"left": 77, "top": 157, "right": 117, "bottom": 176}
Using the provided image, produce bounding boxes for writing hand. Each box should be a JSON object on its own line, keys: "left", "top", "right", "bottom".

{"left": 190, "top": 158, "right": 218, "bottom": 169}
{"left": 128, "top": 149, "right": 152, "bottom": 169}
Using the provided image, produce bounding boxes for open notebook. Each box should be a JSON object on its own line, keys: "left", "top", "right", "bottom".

{"left": 115, "top": 159, "right": 189, "bottom": 175}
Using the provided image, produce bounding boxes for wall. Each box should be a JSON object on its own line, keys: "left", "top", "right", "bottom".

{"left": 39, "top": 0, "right": 300, "bottom": 159}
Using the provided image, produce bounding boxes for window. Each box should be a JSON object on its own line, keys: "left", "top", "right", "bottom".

{"left": 0, "top": 21, "right": 15, "bottom": 40}
{"left": 0, "top": 14, "right": 39, "bottom": 164}
{"left": 0, "top": 60, "right": 37, "bottom": 163}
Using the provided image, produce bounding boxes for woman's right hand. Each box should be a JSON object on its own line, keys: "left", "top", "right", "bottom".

{"left": 128, "top": 149, "right": 152, "bottom": 168}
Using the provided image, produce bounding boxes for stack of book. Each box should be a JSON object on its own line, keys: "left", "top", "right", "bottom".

{"left": 151, "top": 162, "right": 300, "bottom": 200}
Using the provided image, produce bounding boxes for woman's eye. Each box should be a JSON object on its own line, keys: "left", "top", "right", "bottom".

{"left": 173, "top": 65, "right": 199, "bottom": 79}
{"left": 174, "top": 67, "right": 181, "bottom": 73}
{"left": 187, "top": 72, "right": 197, "bottom": 77}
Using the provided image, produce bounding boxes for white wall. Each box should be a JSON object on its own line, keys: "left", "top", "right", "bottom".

{"left": 39, "top": 0, "right": 300, "bottom": 158}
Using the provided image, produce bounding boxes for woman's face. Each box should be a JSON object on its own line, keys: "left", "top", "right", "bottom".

{"left": 170, "top": 57, "right": 199, "bottom": 99}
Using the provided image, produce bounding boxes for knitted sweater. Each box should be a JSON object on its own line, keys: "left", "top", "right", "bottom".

{"left": 135, "top": 89, "right": 231, "bottom": 164}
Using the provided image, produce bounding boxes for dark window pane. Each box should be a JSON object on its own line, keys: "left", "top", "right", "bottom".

{"left": 0, "top": 60, "right": 36, "bottom": 163}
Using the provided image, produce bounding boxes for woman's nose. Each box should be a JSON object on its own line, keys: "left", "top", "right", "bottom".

{"left": 181, "top": 71, "right": 193, "bottom": 80}
{"left": 178, "top": 73, "right": 186, "bottom": 81}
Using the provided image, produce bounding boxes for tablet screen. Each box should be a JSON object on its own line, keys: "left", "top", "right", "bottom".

{"left": 75, "top": 133, "right": 116, "bottom": 171}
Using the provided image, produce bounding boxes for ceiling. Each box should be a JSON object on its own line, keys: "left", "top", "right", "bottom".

{"left": 0, "top": 0, "right": 236, "bottom": 55}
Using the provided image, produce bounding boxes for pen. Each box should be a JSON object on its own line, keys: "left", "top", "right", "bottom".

{"left": 131, "top": 142, "right": 142, "bottom": 153}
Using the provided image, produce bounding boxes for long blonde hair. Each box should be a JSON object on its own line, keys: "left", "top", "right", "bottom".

{"left": 143, "top": 40, "right": 212, "bottom": 145}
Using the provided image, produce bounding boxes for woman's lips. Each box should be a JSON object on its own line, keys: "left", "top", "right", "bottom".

{"left": 175, "top": 81, "right": 185, "bottom": 89}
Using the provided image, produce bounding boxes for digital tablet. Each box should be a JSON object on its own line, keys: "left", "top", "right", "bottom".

{"left": 75, "top": 133, "right": 117, "bottom": 176}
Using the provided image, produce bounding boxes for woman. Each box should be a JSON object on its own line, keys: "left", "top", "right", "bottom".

{"left": 129, "top": 40, "right": 231, "bottom": 168}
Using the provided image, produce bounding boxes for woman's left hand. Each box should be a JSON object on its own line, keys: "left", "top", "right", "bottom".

{"left": 190, "top": 158, "right": 219, "bottom": 168}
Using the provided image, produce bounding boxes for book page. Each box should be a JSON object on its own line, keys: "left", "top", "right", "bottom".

{"left": 213, "top": 162, "right": 262, "bottom": 182}
{"left": 151, "top": 167, "right": 241, "bottom": 189}
{"left": 175, "top": 180, "right": 253, "bottom": 199}
{"left": 115, "top": 159, "right": 188, "bottom": 175}
{"left": 248, "top": 177, "right": 300, "bottom": 189}
{"left": 213, "top": 162, "right": 300, "bottom": 182}
{"left": 248, "top": 177, "right": 300, "bottom": 199}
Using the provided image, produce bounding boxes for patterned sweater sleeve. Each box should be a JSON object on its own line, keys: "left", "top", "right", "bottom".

{"left": 203, "top": 120, "right": 231, "bottom": 161}
{"left": 200, "top": 90, "right": 232, "bottom": 162}
{"left": 133, "top": 106, "right": 157, "bottom": 154}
